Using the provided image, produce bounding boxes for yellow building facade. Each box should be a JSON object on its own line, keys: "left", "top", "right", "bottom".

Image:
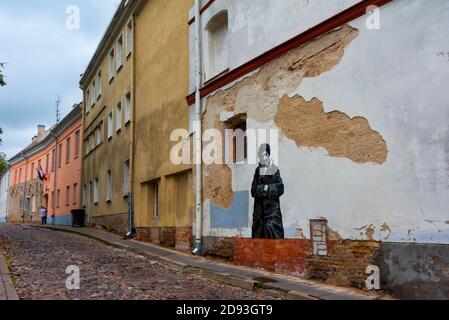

{"left": 133, "top": 0, "right": 194, "bottom": 249}
{"left": 80, "top": 0, "right": 194, "bottom": 247}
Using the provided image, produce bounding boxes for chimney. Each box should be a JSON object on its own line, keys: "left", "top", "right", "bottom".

{"left": 37, "top": 125, "right": 46, "bottom": 139}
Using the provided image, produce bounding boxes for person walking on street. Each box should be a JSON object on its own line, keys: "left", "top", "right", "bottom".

{"left": 40, "top": 206, "right": 48, "bottom": 225}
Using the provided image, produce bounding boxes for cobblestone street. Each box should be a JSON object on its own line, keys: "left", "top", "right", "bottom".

{"left": 0, "top": 224, "right": 283, "bottom": 300}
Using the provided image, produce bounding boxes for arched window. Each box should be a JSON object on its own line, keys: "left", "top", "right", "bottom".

{"left": 205, "top": 10, "right": 229, "bottom": 81}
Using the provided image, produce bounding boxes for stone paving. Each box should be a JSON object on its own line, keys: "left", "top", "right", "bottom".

{"left": 0, "top": 224, "right": 284, "bottom": 300}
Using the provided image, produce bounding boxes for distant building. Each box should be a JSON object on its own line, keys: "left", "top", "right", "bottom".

{"left": 0, "top": 170, "right": 9, "bottom": 223}
{"left": 8, "top": 104, "right": 83, "bottom": 225}
{"left": 79, "top": 0, "right": 194, "bottom": 247}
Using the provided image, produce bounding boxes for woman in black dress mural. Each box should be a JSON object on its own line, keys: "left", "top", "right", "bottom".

{"left": 251, "top": 144, "right": 285, "bottom": 239}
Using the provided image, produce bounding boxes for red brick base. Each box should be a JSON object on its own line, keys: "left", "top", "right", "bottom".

{"left": 233, "top": 238, "right": 381, "bottom": 288}
{"left": 175, "top": 227, "right": 193, "bottom": 251}
{"left": 234, "top": 238, "right": 311, "bottom": 276}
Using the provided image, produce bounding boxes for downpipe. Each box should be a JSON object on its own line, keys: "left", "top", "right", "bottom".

{"left": 192, "top": 0, "right": 203, "bottom": 256}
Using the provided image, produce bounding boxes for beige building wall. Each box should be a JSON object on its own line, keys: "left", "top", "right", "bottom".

{"left": 80, "top": 2, "right": 135, "bottom": 234}
{"left": 133, "top": 0, "right": 194, "bottom": 249}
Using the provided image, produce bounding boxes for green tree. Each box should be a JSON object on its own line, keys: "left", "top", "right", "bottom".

{"left": 0, "top": 63, "right": 6, "bottom": 87}
{"left": 0, "top": 152, "right": 7, "bottom": 176}
{"left": 0, "top": 64, "right": 7, "bottom": 174}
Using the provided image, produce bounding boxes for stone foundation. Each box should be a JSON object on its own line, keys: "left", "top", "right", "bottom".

{"left": 202, "top": 237, "right": 235, "bottom": 261}
{"left": 136, "top": 227, "right": 193, "bottom": 250}
{"left": 175, "top": 227, "right": 193, "bottom": 251}
{"left": 232, "top": 238, "right": 449, "bottom": 299}
{"left": 91, "top": 213, "right": 128, "bottom": 235}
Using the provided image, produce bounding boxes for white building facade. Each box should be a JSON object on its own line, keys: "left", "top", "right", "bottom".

{"left": 0, "top": 170, "right": 10, "bottom": 223}
{"left": 187, "top": 0, "right": 449, "bottom": 299}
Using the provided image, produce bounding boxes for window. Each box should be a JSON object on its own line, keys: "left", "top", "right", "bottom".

{"left": 93, "top": 178, "right": 99, "bottom": 204}
{"left": 106, "top": 170, "right": 112, "bottom": 202}
{"left": 66, "top": 137, "right": 71, "bottom": 163}
{"left": 116, "top": 34, "right": 124, "bottom": 71}
{"left": 108, "top": 111, "right": 113, "bottom": 139}
{"left": 86, "top": 89, "right": 91, "bottom": 113}
{"left": 109, "top": 48, "right": 115, "bottom": 81}
{"left": 51, "top": 149, "right": 56, "bottom": 172}
{"left": 73, "top": 183, "right": 78, "bottom": 205}
{"left": 57, "top": 189, "right": 61, "bottom": 208}
{"left": 91, "top": 81, "right": 96, "bottom": 107}
{"left": 224, "top": 114, "right": 247, "bottom": 164}
{"left": 96, "top": 123, "right": 103, "bottom": 146}
{"left": 125, "top": 92, "right": 131, "bottom": 124}
{"left": 38, "top": 159, "right": 41, "bottom": 171}
{"left": 19, "top": 168, "right": 22, "bottom": 183}
{"left": 75, "top": 130, "right": 80, "bottom": 157}
{"left": 58, "top": 144, "right": 63, "bottom": 168}
{"left": 96, "top": 71, "right": 102, "bottom": 99}
{"left": 14, "top": 170, "right": 17, "bottom": 185}
{"left": 31, "top": 163, "right": 34, "bottom": 179}
{"left": 123, "top": 160, "right": 130, "bottom": 196}
{"left": 45, "top": 154, "right": 49, "bottom": 173}
{"left": 126, "top": 20, "right": 133, "bottom": 57}
{"left": 66, "top": 186, "right": 70, "bottom": 206}
{"left": 205, "top": 11, "right": 229, "bottom": 80}
{"left": 153, "top": 181, "right": 159, "bottom": 219}
{"left": 89, "top": 134, "right": 95, "bottom": 151}
{"left": 116, "top": 102, "right": 122, "bottom": 132}
{"left": 82, "top": 185, "right": 87, "bottom": 206}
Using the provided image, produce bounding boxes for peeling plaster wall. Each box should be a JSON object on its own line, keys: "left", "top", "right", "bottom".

{"left": 188, "top": 0, "right": 361, "bottom": 92}
{"left": 201, "top": 0, "right": 449, "bottom": 245}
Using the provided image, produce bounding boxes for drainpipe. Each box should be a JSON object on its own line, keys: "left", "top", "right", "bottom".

{"left": 21, "top": 152, "right": 29, "bottom": 223}
{"left": 127, "top": 15, "right": 136, "bottom": 238}
{"left": 49, "top": 130, "right": 58, "bottom": 225}
{"left": 5, "top": 168, "right": 10, "bottom": 222}
{"left": 192, "top": 0, "right": 203, "bottom": 256}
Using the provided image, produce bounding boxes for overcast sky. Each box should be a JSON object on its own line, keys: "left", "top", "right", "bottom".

{"left": 0, "top": 0, "right": 121, "bottom": 159}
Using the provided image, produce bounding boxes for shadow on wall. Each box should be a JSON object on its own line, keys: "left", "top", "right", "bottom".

{"left": 375, "top": 243, "right": 449, "bottom": 300}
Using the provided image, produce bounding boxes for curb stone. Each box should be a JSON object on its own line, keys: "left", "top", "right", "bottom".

{"left": 0, "top": 254, "right": 19, "bottom": 300}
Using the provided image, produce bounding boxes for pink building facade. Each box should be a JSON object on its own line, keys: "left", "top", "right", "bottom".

{"left": 8, "top": 104, "right": 83, "bottom": 225}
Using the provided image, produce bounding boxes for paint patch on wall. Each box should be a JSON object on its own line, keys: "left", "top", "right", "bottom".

{"left": 210, "top": 191, "right": 249, "bottom": 229}
{"left": 204, "top": 164, "right": 234, "bottom": 208}
{"left": 274, "top": 95, "right": 388, "bottom": 164}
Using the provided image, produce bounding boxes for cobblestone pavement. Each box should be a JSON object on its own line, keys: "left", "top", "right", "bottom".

{"left": 0, "top": 224, "right": 283, "bottom": 300}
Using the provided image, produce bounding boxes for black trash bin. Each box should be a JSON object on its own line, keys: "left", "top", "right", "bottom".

{"left": 71, "top": 209, "right": 86, "bottom": 228}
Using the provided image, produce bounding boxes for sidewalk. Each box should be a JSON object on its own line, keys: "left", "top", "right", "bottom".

{"left": 33, "top": 224, "right": 386, "bottom": 300}
{"left": 0, "top": 252, "right": 19, "bottom": 300}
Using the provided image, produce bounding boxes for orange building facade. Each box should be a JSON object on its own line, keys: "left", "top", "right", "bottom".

{"left": 8, "top": 104, "right": 83, "bottom": 225}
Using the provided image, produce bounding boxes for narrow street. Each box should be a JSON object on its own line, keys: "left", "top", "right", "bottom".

{"left": 0, "top": 224, "right": 282, "bottom": 300}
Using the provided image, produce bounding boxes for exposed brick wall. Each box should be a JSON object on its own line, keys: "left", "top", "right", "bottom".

{"left": 233, "top": 238, "right": 380, "bottom": 288}
{"left": 234, "top": 238, "right": 310, "bottom": 276}
{"left": 175, "top": 227, "right": 193, "bottom": 251}
{"left": 203, "top": 237, "right": 235, "bottom": 261}
{"left": 305, "top": 240, "right": 380, "bottom": 289}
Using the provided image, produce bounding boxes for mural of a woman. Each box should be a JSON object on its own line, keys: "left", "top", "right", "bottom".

{"left": 251, "top": 144, "right": 285, "bottom": 239}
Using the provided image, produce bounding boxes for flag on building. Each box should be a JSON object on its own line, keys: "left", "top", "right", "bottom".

{"left": 37, "top": 166, "right": 47, "bottom": 181}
